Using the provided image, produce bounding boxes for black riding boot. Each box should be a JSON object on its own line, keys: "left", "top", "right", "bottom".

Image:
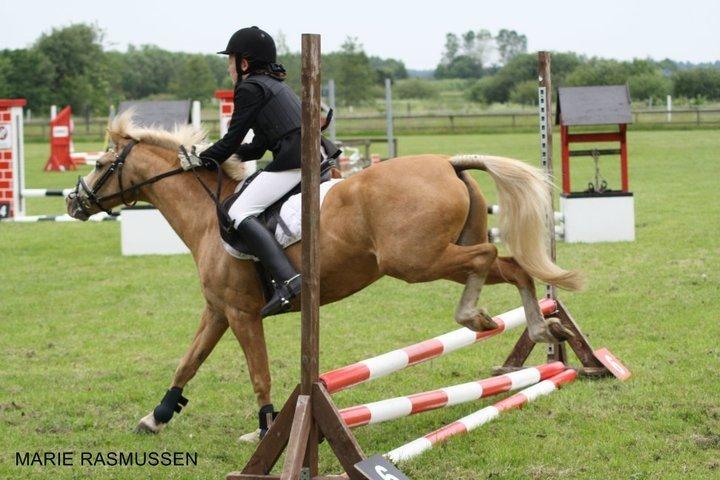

{"left": 237, "top": 216, "right": 301, "bottom": 317}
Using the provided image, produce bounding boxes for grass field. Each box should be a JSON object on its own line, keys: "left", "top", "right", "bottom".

{"left": 1, "top": 130, "right": 719, "bottom": 479}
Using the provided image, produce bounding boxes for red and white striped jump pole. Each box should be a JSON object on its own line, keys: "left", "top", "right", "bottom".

{"left": 340, "top": 362, "right": 565, "bottom": 428}
{"left": 320, "top": 298, "right": 557, "bottom": 394}
{"left": 386, "top": 369, "right": 577, "bottom": 463}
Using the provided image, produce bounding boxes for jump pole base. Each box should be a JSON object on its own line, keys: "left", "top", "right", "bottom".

{"left": 492, "top": 299, "right": 630, "bottom": 380}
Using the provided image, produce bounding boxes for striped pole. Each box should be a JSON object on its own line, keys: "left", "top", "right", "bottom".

{"left": 320, "top": 298, "right": 557, "bottom": 394}
{"left": 387, "top": 369, "right": 577, "bottom": 463}
{"left": 340, "top": 362, "right": 565, "bottom": 428}
{"left": 21, "top": 188, "right": 75, "bottom": 198}
{"left": 2, "top": 213, "right": 119, "bottom": 223}
{"left": 487, "top": 204, "right": 563, "bottom": 223}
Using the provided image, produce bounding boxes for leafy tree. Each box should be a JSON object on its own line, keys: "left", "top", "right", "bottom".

{"left": 169, "top": 55, "right": 216, "bottom": 100}
{"left": 548, "top": 52, "right": 584, "bottom": 86}
{"left": 628, "top": 72, "right": 671, "bottom": 101}
{"left": 472, "top": 29, "right": 494, "bottom": 65}
{"left": 565, "top": 59, "right": 629, "bottom": 86}
{"left": 673, "top": 68, "right": 720, "bottom": 100}
{"left": 277, "top": 52, "right": 301, "bottom": 93}
{"left": 325, "top": 37, "right": 375, "bottom": 106}
{"left": 465, "top": 53, "right": 534, "bottom": 103}
{"left": 116, "top": 45, "right": 177, "bottom": 99}
{"left": 496, "top": 29, "right": 527, "bottom": 65}
{"left": 0, "top": 56, "right": 9, "bottom": 98}
{"left": 0, "top": 49, "right": 56, "bottom": 109}
{"left": 509, "top": 80, "right": 537, "bottom": 105}
{"left": 467, "top": 75, "right": 506, "bottom": 103}
{"left": 34, "top": 23, "right": 110, "bottom": 113}
{"left": 440, "top": 33, "right": 460, "bottom": 66}
{"left": 369, "top": 56, "right": 408, "bottom": 83}
{"left": 461, "top": 31, "right": 476, "bottom": 56}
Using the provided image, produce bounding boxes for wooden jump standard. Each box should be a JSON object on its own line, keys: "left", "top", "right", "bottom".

{"left": 492, "top": 52, "right": 624, "bottom": 379}
{"left": 227, "top": 33, "right": 369, "bottom": 480}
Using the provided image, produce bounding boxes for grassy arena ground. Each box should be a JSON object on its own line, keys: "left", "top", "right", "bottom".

{"left": 1, "top": 130, "right": 719, "bottom": 479}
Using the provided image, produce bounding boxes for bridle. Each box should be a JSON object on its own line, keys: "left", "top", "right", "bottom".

{"left": 69, "top": 139, "right": 226, "bottom": 220}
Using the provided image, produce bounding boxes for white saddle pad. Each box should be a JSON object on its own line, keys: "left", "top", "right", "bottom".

{"left": 222, "top": 178, "right": 344, "bottom": 260}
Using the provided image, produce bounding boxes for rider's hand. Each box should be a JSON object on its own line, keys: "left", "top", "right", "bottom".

{"left": 179, "top": 147, "right": 217, "bottom": 171}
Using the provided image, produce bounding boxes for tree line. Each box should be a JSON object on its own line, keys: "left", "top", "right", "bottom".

{"left": 433, "top": 28, "right": 720, "bottom": 105}
{"left": 0, "top": 24, "right": 407, "bottom": 114}
{"left": 0, "top": 23, "right": 718, "bottom": 116}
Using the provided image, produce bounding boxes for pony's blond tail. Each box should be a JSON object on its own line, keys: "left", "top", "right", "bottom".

{"left": 450, "top": 154, "right": 584, "bottom": 291}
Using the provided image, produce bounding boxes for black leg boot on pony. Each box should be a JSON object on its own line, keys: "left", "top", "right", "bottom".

{"left": 237, "top": 216, "right": 301, "bottom": 317}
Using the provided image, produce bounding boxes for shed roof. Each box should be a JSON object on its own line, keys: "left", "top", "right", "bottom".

{"left": 117, "top": 100, "right": 192, "bottom": 131}
{"left": 556, "top": 85, "right": 632, "bottom": 126}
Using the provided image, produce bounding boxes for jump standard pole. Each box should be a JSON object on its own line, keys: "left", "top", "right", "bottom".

{"left": 493, "top": 52, "right": 627, "bottom": 379}
{"left": 226, "top": 33, "right": 368, "bottom": 480}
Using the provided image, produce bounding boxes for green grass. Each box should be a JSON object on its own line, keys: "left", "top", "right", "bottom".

{"left": 1, "top": 130, "right": 719, "bottom": 479}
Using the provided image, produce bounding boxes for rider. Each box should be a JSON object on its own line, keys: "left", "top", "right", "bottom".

{"left": 194, "top": 26, "right": 339, "bottom": 317}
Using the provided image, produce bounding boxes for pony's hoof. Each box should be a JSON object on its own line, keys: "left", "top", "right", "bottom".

{"left": 457, "top": 308, "right": 498, "bottom": 332}
{"left": 546, "top": 317, "right": 574, "bottom": 341}
{"left": 135, "top": 412, "right": 165, "bottom": 434}
{"left": 238, "top": 428, "right": 262, "bottom": 444}
{"left": 528, "top": 317, "right": 574, "bottom": 343}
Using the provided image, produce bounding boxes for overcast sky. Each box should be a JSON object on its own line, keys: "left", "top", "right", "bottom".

{"left": 1, "top": 0, "right": 718, "bottom": 69}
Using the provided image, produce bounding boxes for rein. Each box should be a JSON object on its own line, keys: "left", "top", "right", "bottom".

{"left": 72, "top": 140, "right": 228, "bottom": 221}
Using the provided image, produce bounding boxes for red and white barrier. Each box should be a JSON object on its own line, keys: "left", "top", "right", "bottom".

{"left": 0, "top": 99, "right": 26, "bottom": 219}
{"left": 386, "top": 369, "right": 577, "bottom": 463}
{"left": 320, "top": 298, "right": 558, "bottom": 394}
{"left": 340, "top": 362, "right": 565, "bottom": 428}
{"left": 45, "top": 106, "right": 104, "bottom": 171}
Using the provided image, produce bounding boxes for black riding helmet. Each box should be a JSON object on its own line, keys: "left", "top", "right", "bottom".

{"left": 218, "top": 26, "right": 277, "bottom": 75}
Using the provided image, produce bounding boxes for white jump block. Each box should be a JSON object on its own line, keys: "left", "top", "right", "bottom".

{"left": 121, "top": 206, "right": 189, "bottom": 255}
{"left": 560, "top": 192, "right": 635, "bottom": 243}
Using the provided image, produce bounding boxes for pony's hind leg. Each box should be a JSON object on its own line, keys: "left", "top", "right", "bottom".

{"left": 421, "top": 243, "right": 499, "bottom": 332}
{"left": 486, "top": 256, "right": 574, "bottom": 343}
{"left": 136, "top": 304, "right": 228, "bottom": 434}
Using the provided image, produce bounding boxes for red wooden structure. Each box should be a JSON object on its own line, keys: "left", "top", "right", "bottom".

{"left": 45, "top": 106, "right": 78, "bottom": 171}
{"left": 214, "top": 89, "right": 234, "bottom": 136}
{"left": 557, "top": 85, "right": 632, "bottom": 194}
{"left": 0, "top": 99, "right": 27, "bottom": 218}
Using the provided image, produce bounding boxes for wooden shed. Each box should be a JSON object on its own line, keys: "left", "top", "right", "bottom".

{"left": 557, "top": 85, "right": 632, "bottom": 194}
{"left": 117, "top": 100, "right": 193, "bottom": 131}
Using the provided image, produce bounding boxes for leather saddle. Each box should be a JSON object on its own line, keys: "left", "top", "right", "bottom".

{"left": 217, "top": 159, "right": 335, "bottom": 257}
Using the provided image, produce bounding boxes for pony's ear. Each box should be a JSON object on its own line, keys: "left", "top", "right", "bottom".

{"left": 108, "top": 130, "right": 129, "bottom": 146}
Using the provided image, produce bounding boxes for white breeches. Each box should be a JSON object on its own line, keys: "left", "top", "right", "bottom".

{"left": 228, "top": 169, "right": 302, "bottom": 228}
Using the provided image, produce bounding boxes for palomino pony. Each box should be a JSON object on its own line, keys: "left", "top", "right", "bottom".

{"left": 66, "top": 112, "right": 582, "bottom": 440}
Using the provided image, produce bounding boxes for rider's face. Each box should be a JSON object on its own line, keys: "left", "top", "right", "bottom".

{"left": 228, "top": 55, "right": 238, "bottom": 83}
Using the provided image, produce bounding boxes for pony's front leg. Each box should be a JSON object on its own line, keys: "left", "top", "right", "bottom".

{"left": 225, "top": 307, "right": 274, "bottom": 444}
{"left": 136, "top": 305, "right": 228, "bottom": 433}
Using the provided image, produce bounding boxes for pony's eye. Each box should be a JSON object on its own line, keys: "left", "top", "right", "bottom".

{"left": 95, "top": 162, "right": 102, "bottom": 171}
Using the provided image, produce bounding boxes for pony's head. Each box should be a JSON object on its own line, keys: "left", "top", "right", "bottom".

{"left": 66, "top": 110, "right": 246, "bottom": 220}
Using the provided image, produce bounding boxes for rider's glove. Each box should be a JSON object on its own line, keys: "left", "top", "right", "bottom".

{"left": 179, "top": 146, "right": 217, "bottom": 171}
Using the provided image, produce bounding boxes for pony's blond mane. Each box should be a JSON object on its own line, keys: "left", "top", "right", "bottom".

{"left": 108, "top": 109, "right": 247, "bottom": 181}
